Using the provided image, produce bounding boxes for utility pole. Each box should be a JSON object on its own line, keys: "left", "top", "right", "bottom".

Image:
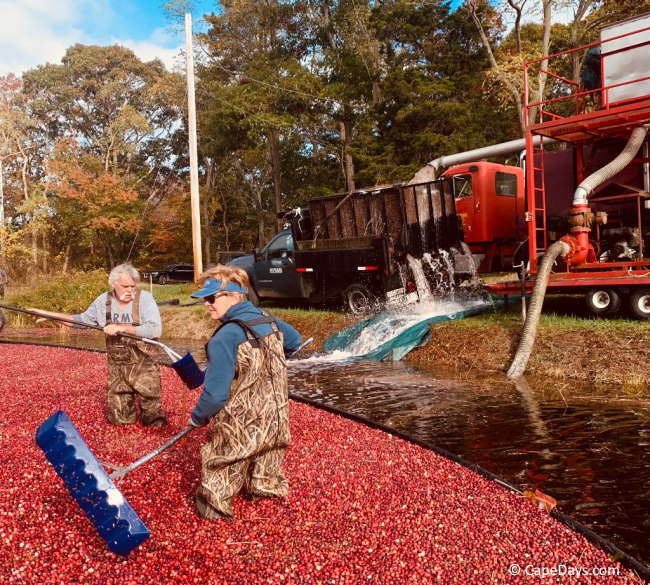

{"left": 185, "top": 11, "right": 203, "bottom": 281}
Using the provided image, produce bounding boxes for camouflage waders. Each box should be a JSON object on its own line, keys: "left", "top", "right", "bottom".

{"left": 105, "top": 290, "right": 164, "bottom": 426}
{"left": 196, "top": 318, "right": 290, "bottom": 518}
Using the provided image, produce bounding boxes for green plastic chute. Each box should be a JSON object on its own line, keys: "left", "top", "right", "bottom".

{"left": 324, "top": 302, "right": 493, "bottom": 361}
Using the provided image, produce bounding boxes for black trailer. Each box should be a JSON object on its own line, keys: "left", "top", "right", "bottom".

{"left": 283, "top": 178, "right": 474, "bottom": 313}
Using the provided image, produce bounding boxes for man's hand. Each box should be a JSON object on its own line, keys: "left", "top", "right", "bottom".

{"left": 103, "top": 324, "right": 123, "bottom": 336}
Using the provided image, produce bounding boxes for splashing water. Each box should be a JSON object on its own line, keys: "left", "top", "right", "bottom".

{"left": 406, "top": 254, "right": 433, "bottom": 300}
{"left": 293, "top": 295, "right": 492, "bottom": 366}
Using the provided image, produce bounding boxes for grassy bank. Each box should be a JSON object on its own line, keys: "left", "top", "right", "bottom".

{"left": 3, "top": 277, "right": 649, "bottom": 389}
{"left": 411, "top": 310, "right": 650, "bottom": 391}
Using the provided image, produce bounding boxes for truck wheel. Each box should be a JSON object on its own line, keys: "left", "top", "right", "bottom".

{"left": 585, "top": 288, "right": 621, "bottom": 315}
{"left": 342, "top": 284, "right": 376, "bottom": 315}
{"left": 248, "top": 286, "right": 260, "bottom": 307}
{"left": 629, "top": 288, "right": 650, "bottom": 319}
{"left": 158, "top": 274, "right": 169, "bottom": 285}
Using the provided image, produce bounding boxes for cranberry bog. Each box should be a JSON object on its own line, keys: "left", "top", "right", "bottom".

{"left": 0, "top": 345, "right": 646, "bottom": 584}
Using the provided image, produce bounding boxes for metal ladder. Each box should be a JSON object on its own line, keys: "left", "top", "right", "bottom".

{"left": 531, "top": 136, "right": 548, "bottom": 258}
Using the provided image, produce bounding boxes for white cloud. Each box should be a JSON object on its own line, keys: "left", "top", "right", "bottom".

{"left": 0, "top": 1, "right": 181, "bottom": 76}
{"left": 113, "top": 27, "right": 184, "bottom": 72}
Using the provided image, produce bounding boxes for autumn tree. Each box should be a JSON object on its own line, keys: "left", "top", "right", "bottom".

{"left": 21, "top": 44, "right": 185, "bottom": 270}
{"left": 0, "top": 73, "right": 44, "bottom": 270}
{"left": 47, "top": 140, "right": 145, "bottom": 268}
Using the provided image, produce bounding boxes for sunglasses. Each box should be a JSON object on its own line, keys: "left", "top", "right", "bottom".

{"left": 203, "top": 293, "right": 228, "bottom": 304}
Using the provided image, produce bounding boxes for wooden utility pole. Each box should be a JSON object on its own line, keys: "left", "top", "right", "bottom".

{"left": 185, "top": 12, "right": 203, "bottom": 280}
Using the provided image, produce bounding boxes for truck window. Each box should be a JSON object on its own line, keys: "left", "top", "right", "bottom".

{"left": 495, "top": 171, "right": 518, "bottom": 197}
{"left": 452, "top": 175, "right": 472, "bottom": 198}
{"left": 266, "top": 234, "right": 294, "bottom": 258}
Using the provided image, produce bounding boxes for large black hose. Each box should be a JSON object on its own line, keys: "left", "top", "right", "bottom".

{"left": 506, "top": 240, "right": 570, "bottom": 379}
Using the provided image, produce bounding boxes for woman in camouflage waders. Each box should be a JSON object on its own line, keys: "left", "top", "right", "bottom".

{"left": 188, "top": 265, "right": 302, "bottom": 520}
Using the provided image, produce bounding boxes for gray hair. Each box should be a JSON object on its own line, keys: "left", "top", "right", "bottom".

{"left": 108, "top": 263, "right": 140, "bottom": 287}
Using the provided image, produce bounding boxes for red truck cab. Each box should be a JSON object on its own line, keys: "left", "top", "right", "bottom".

{"left": 443, "top": 161, "right": 525, "bottom": 271}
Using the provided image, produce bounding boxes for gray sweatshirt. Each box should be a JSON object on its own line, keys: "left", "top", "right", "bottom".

{"left": 73, "top": 290, "right": 162, "bottom": 339}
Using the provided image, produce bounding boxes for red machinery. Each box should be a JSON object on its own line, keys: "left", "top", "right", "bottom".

{"left": 477, "top": 14, "right": 650, "bottom": 319}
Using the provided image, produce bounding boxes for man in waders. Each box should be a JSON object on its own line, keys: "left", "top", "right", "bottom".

{"left": 188, "top": 265, "right": 302, "bottom": 520}
{"left": 34, "top": 263, "right": 166, "bottom": 427}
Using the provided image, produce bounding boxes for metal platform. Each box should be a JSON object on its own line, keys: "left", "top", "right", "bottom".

{"left": 529, "top": 98, "right": 650, "bottom": 143}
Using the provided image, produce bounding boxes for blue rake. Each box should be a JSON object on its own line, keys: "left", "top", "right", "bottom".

{"left": 36, "top": 411, "right": 192, "bottom": 556}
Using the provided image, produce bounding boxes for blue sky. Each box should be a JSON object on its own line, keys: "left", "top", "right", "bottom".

{"left": 0, "top": 0, "right": 216, "bottom": 75}
{"left": 1, "top": 0, "right": 467, "bottom": 76}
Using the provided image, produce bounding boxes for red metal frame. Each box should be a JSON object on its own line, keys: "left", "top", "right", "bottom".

{"left": 519, "top": 20, "right": 650, "bottom": 292}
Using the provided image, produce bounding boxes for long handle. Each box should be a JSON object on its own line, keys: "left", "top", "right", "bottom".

{"left": 110, "top": 426, "right": 193, "bottom": 479}
{"left": 0, "top": 303, "right": 182, "bottom": 361}
{"left": 0, "top": 302, "right": 107, "bottom": 333}
{"left": 288, "top": 336, "right": 314, "bottom": 358}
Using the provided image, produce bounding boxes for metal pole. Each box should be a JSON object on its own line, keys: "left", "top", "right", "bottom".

{"left": 185, "top": 12, "right": 203, "bottom": 281}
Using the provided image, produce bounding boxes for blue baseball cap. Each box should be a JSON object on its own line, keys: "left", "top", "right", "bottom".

{"left": 191, "top": 278, "right": 248, "bottom": 298}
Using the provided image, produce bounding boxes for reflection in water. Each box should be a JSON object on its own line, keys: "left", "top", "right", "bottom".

{"left": 288, "top": 357, "right": 650, "bottom": 565}
{"left": 2, "top": 330, "right": 649, "bottom": 564}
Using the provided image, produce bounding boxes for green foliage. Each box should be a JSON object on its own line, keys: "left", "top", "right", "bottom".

{"left": 5, "top": 0, "right": 650, "bottom": 270}
{"left": 8, "top": 270, "right": 109, "bottom": 313}
{"left": 14, "top": 44, "right": 185, "bottom": 272}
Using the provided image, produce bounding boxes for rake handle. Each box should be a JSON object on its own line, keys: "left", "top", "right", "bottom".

{"left": 0, "top": 303, "right": 183, "bottom": 361}
{"left": 289, "top": 336, "right": 314, "bottom": 357}
{"left": 110, "top": 426, "right": 193, "bottom": 479}
{"left": 0, "top": 303, "right": 144, "bottom": 339}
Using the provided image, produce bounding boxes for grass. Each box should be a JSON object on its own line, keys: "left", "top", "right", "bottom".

{"left": 4, "top": 275, "right": 650, "bottom": 387}
{"left": 145, "top": 282, "right": 197, "bottom": 303}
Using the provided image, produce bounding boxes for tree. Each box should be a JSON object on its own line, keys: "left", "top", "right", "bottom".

{"left": 47, "top": 140, "right": 145, "bottom": 268}
{"left": 20, "top": 45, "right": 185, "bottom": 270}
{"left": 198, "top": 0, "right": 333, "bottom": 245}
{"left": 0, "top": 73, "right": 44, "bottom": 268}
{"left": 465, "top": 0, "right": 650, "bottom": 135}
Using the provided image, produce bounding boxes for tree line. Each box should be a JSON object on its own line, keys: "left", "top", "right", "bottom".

{"left": 0, "top": 0, "right": 647, "bottom": 278}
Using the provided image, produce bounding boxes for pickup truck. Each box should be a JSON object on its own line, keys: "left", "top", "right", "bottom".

{"left": 229, "top": 178, "right": 474, "bottom": 313}
{"left": 228, "top": 229, "right": 303, "bottom": 306}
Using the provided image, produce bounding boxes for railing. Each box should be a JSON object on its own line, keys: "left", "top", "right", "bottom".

{"left": 523, "top": 24, "right": 650, "bottom": 125}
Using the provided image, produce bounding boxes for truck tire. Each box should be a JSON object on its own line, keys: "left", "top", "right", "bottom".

{"left": 629, "top": 288, "right": 650, "bottom": 319}
{"left": 585, "top": 288, "right": 621, "bottom": 315}
{"left": 342, "top": 284, "right": 376, "bottom": 315}
{"left": 248, "top": 286, "right": 260, "bottom": 307}
{"left": 158, "top": 274, "right": 169, "bottom": 285}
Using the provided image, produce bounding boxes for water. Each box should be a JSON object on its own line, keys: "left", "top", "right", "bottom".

{"left": 288, "top": 358, "right": 650, "bottom": 565}
{"left": 2, "top": 323, "right": 649, "bottom": 564}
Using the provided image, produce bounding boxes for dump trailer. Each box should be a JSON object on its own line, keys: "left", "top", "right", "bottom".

{"left": 283, "top": 178, "right": 475, "bottom": 313}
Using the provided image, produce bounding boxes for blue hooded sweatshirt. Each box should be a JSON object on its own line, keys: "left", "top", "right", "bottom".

{"left": 190, "top": 301, "right": 301, "bottom": 426}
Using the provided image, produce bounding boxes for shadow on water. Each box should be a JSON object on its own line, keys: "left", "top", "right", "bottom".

{"left": 3, "top": 328, "right": 650, "bottom": 565}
